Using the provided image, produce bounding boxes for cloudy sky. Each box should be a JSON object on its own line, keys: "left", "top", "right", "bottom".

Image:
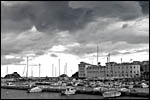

{"left": 1, "top": 1, "right": 149, "bottom": 77}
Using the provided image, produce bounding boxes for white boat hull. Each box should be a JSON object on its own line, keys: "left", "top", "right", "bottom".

{"left": 27, "top": 87, "right": 42, "bottom": 93}
{"left": 103, "top": 91, "right": 121, "bottom": 98}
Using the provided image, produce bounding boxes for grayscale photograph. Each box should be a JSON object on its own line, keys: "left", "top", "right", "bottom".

{"left": 1, "top": 1, "right": 149, "bottom": 99}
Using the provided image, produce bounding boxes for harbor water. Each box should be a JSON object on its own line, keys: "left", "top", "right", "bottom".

{"left": 1, "top": 89, "right": 149, "bottom": 99}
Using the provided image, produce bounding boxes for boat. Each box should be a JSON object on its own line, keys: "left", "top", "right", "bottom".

{"left": 6, "top": 82, "right": 16, "bottom": 86}
{"left": 119, "top": 88, "right": 129, "bottom": 92}
{"left": 103, "top": 91, "right": 121, "bottom": 98}
{"left": 61, "top": 86, "right": 76, "bottom": 95}
{"left": 27, "top": 86, "right": 42, "bottom": 93}
{"left": 141, "top": 83, "right": 149, "bottom": 88}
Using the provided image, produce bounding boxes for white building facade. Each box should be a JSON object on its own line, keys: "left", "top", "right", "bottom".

{"left": 79, "top": 62, "right": 141, "bottom": 79}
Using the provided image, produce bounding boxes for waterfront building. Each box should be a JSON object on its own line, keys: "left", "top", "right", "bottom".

{"left": 106, "top": 62, "right": 141, "bottom": 79}
{"left": 86, "top": 65, "right": 106, "bottom": 79}
{"left": 141, "top": 61, "right": 149, "bottom": 80}
{"left": 78, "top": 62, "right": 92, "bottom": 78}
{"left": 78, "top": 61, "right": 141, "bottom": 79}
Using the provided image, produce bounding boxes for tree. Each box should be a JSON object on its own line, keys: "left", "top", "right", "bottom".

{"left": 71, "top": 72, "right": 78, "bottom": 79}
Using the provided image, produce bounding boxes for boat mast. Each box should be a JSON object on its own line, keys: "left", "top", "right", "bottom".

{"left": 55, "top": 66, "right": 56, "bottom": 77}
{"left": 97, "top": 46, "right": 99, "bottom": 65}
{"left": 64, "top": 63, "right": 65, "bottom": 74}
{"left": 66, "top": 63, "right": 67, "bottom": 75}
{"left": 39, "top": 64, "right": 41, "bottom": 78}
{"left": 59, "top": 58, "right": 60, "bottom": 76}
{"left": 7, "top": 66, "right": 8, "bottom": 75}
{"left": 52, "top": 64, "right": 54, "bottom": 77}
{"left": 26, "top": 56, "right": 29, "bottom": 78}
{"left": 22, "top": 65, "right": 26, "bottom": 77}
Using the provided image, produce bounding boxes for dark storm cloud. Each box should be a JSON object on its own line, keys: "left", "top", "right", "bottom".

{"left": 122, "top": 24, "right": 128, "bottom": 29}
{"left": 2, "top": 1, "right": 148, "bottom": 34}
{"left": 1, "top": 1, "right": 94, "bottom": 33}
{"left": 138, "top": 1, "right": 149, "bottom": 15}
{"left": 69, "top": 1, "right": 144, "bottom": 21}
{"left": 50, "top": 54, "right": 58, "bottom": 58}
{"left": 35, "top": 51, "right": 45, "bottom": 56}
{"left": 1, "top": 1, "right": 149, "bottom": 65}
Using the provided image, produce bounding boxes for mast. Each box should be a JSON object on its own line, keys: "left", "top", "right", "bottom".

{"left": 97, "top": 46, "right": 99, "bottom": 65}
{"left": 31, "top": 67, "right": 33, "bottom": 77}
{"left": 31, "top": 65, "right": 33, "bottom": 77}
{"left": 66, "top": 63, "right": 67, "bottom": 75}
{"left": 39, "top": 64, "right": 41, "bottom": 78}
{"left": 7, "top": 66, "right": 8, "bottom": 75}
{"left": 55, "top": 66, "right": 56, "bottom": 77}
{"left": 121, "top": 58, "right": 122, "bottom": 64}
{"left": 64, "top": 63, "right": 65, "bottom": 74}
{"left": 22, "top": 65, "right": 26, "bottom": 77}
{"left": 52, "top": 64, "right": 54, "bottom": 77}
{"left": 64, "top": 63, "right": 67, "bottom": 75}
{"left": 26, "top": 56, "right": 29, "bottom": 78}
{"left": 59, "top": 59, "right": 60, "bottom": 76}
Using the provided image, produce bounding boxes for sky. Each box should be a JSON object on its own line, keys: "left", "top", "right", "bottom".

{"left": 1, "top": 1, "right": 149, "bottom": 77}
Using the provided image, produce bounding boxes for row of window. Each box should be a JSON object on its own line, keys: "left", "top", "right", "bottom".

{"left": 106, "top": 74, "right": 137, "bottom": 77}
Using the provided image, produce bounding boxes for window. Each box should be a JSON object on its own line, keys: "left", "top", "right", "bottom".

{"left": 130, "top": 66, "right": 132, "bottom": 69}
{"left": 134, "top": 71, "right": 136, "bottom": 73}
{"left": 130, "top": 71, "right": 132, "bottom": 73}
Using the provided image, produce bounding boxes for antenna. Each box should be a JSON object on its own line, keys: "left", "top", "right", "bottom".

{"left": 121, "top": 58, "right": 122, "bottom": 63}
{"left": 108, "top": 53, "right": 110, "bottom": 62}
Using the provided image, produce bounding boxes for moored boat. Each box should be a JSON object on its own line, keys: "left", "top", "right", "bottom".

{"left": 27, "top": 86, "right": 42, "bottom": 93}
{"left": 61, "top": 86, "right": 76, "bottom": 96}
{"left": 103, "top": 91, "right": 121, "bottom": 98}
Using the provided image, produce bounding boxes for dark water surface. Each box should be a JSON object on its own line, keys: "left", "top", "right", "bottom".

{"left": 1, "top": 89, "right": 149, "bottom": 99}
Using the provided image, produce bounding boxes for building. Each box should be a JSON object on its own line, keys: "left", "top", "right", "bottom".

{"left": 141, "top": 61, "right": 149, "bottom": 80}
{"left": 78, "top": 61, "right": 141, "bottom": 79}
{"left": 78, "top": 62, "right": 91, "bottom": 78}
{"left": 106, "top": 62, "right": 141, "bottom": 79}
{"left": 86, "top": 65, "right": 106, "bottom": 79}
